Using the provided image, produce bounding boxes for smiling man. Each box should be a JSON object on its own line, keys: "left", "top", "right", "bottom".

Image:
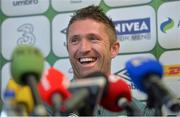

{"left": 66, "top": 6, "right": 119, "bottom": 79}
{"left": 66, "top": 5, "right": 155, "bottom": 116}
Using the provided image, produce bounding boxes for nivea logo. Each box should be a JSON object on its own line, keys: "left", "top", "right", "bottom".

{"left": 160, "top": 17, "right": 174, "bottom": 33}
{"left": 114, "top": 18, "right": 151, "bottom": 35}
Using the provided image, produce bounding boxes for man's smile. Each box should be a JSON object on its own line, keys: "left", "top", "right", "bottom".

{"left": 78, "top": 57, "right": 97, "bottom": 65}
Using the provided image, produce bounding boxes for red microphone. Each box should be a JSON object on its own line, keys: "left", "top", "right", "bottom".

{"left": 100, "top": 75, "right": 142, "bottom": 115}
{"left": 37, "top": 67, "right": 71, "bottom": 115}
{"left": 100, "top": 75, "right": 132, "bottom": 112}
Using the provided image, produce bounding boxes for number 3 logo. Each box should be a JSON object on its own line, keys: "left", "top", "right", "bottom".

{"left": 17, "top": 23, "right": 36, "bottom": 45}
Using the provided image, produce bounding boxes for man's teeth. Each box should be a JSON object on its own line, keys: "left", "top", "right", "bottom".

{"left": 79, "top": 57, "right": 96, "bottom": 63}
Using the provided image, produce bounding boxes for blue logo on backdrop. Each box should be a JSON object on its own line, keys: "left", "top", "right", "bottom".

{"left": 114, "top": 18, "right": 151, "bottom": 35}
{"left": 160, "top": 17, "right": 174, "bottom": 33}
{"left": 114, "top": 68, "right": 136, "bottom": 89}
{"left": 61, "top": 27, "right": 67, "bottom": 34}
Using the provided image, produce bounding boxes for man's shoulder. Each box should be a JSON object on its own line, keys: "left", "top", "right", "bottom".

{"left": 94, "top": 105, "right": 127, "bottom": 116}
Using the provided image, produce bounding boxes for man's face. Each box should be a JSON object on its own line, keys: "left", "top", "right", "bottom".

{"left": 67, "top": 19, "right": 118, "bottom": 78}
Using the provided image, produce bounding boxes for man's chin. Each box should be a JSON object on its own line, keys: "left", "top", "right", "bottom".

{"left": 80, "top": 70, "right": 100, "bottom": 78}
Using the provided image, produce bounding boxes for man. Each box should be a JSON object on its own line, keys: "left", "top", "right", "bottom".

{"left": 66, "top": 5, "right": 154, "bottom": 116}
{"left": 66, "top": 6, "right": 119, "bottom": 79}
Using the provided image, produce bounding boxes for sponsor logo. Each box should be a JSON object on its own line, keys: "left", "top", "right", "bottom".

{"left": 114, "top": 68, "right": 136, "bottom": 89}
{"left": 12, "top": 0, "right": 38, "bottom": 7}
{"left": 1, "top": 0, "right": 48, "bottom": 16}
{"left": 60, "top": 28, "right": 67, "bottom": 47}
{"left": 52, "top": 0, "right": 100, "bottom": 12}
{"left": 68, "top": 113, "right": 78, "bottom": 117}
{"left": 17, "top": 23, "right": 36, "bottom": 45}
{"left": 68, "top": 67, "right": 73, "bottom": 74}
{"left": 70, "top": 0, "right": 82, "bottom": 3}
{"left": 160, "top": 17, "right": 174, "bottom": 33}
{"left": 115, "top": 68, "right": 129, "bottom": 80}
{"left": 114, "top": 18, "right": 151, "bottom": 41}
{"left": 60, "top": 27, "right": 67, "bottom": 47}
{"left": 114, "top": 18, "right": 151, "bottom": 35}
{"left": 164, "top": 65, "right": 180, "bottom": 77}
{"left": 61, "top": 27, "right": 67, "bottom": 34}
{"left": 104, "top": 0, "right": 151, "bottom": 7}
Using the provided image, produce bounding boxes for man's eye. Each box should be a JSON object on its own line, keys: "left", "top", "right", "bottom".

{"left": 70, "top": 38, "right": 79, "bottom": 44}
{"left": 89, "top": 36, "right": 99, "bottom": 42}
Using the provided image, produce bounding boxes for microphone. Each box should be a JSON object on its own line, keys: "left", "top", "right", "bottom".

{"left": 2, "top": 90, "right": 17, "bottom": 116}
{"left": 125, "top": 57, "right": 180, "bottom": 113}
{"left": 15, "top": 86, "right": 34, "bottom": 115}
{"left": 6, "top": 79, "right": 21, "bottom": 94}
{"left": 11, "top": 45, "right": 44, "bottom": 85}
{"left": 10, "top": 45, "right": 47, "bottom": 115}
{"left": 37, "top": 67, "right": 71, "bottom": 115}
{"left": 65, "top": 72, "right": 140, "bottom": 115}
{"left": 100, "top": 75, "right": 141, "bottom": 115}
{"left": 5, "top": 79, "right": 34, "bottom": 115}
{"left": 62, "top": 72, "right": 107, "bottom": 116}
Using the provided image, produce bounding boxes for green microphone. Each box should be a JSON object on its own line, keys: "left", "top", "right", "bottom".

{"left": 11, "top": 45, "right": 47, "bottom": 115}
{"left": 11, "top": 45, "right": 44, "bottom": 85}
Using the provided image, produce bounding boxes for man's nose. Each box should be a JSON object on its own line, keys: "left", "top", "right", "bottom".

{"left": 79, "top": 39, "right": 91, "bottom": 53}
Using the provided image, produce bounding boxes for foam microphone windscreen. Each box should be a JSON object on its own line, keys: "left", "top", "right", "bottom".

{"left": 125, "top": 57, "right": 163, "bottom": 92}
{"left": 100, "top": 77, "right": 132, "bottom": 112}
{"left": 11, "top": 45, "right": 44, "bottom": 85}
{"left": 38, "top": 67, "right": 71, "bottom": 105}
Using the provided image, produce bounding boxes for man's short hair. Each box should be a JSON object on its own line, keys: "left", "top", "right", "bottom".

{"left": 66, "top": 5, "right": 117, "bottom": 45}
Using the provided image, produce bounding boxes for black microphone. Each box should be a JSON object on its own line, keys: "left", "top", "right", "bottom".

{"left": 11, "top": 45, "right": 47, "bottom": 115}
{"left": 62, "top": 72, "right": 107, "bottom": 116}
{"left": 125, "top": 57, "right": 180, "bottom": 113}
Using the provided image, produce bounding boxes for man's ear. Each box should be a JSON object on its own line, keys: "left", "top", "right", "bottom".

{"left": 111, "top": 41, "right": 120, "bottom": 58}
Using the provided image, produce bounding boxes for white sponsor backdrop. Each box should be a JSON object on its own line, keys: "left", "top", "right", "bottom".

{"left": 0, "top": 0, "right": 180, "bottom": 114}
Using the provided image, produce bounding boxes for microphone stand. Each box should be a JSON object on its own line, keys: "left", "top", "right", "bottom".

{"left": 52, "top": 93, "right": 62, "bottom": 116}
{"left": 60, "top": 88, "right": 89, "bottom": 115}
{"left": 146, "top": 93, "right": 163, "bottom": 116}
{"left": 118, "top": 97, "right": 143, "bottom": 116}
{"left": 24, "top": 74, "right": 47, "bottom": 116}
{"left": 154, "top": 103, "right": 162, "bottom": 116}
